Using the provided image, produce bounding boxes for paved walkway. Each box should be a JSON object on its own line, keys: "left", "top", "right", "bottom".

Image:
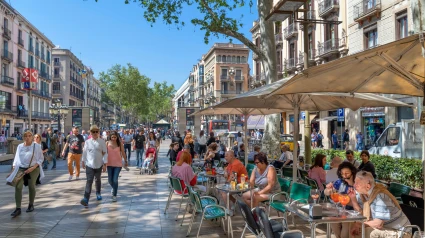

{"left": 0, "top": 140, "right": 330, "bottom": 238}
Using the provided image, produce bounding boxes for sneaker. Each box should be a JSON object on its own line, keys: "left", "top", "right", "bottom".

{"left": 96, "top": 193, "right": 102, "bottom": 201}
{"left": 42, "top": 166, "right": 47, "bottom": 170}
{"left": 69, "top": 175, "right": 73, "bottom": 180}
{"left": 75, "top": 176, "right": 79, "bottom": 180}
{"left": 26, "top": 204, "right": 34, "bottom": 213}
{"left": 80, "top": 198, "right": 89, "bottom": 207}
{"left": 11, "top": 208, "right": 21, "bottom": 217}
{"left": 51, "top": 166, "right": 56, "bottom": 170}
{"left": 112, "top": 196, "right": 117, "bottom": 202}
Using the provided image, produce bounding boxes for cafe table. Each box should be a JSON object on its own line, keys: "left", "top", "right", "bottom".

{"left": 198, "top": 171, "right": 224, "bottom": 195}
{"left": 216, "top": 184, "right": 254, "bottom": 238}
{"left": 283, "top": 202, "right": 366, "bottom": 238}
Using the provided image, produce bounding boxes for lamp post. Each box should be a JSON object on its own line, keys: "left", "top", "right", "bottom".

{"left": 49, "top": 100, "right": 69, "bottom": 133}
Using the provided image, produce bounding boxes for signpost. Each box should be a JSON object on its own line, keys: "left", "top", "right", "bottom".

{"left": 338, "top": 108, "right": 344, "bottom": 150}
{"left": 21, "top": 68, "right": 38, "bottom": 132}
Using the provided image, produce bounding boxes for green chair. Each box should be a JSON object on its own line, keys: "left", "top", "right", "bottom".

{"left": 278, "top": 177, "right": 292, "bottom": 194}
{"left": 298, "top": 169, "right": 309, "bottom": 183}
{"left": 305, "top": 177, "right": 327, "bottom": 202}
{"left": 269, "top": 182, "right": 311, "bottom": 215}
{"left": 282, "top": 167, "right": 293, "bottom": 179}
{"left": 246, "top": 163, "right": 256, "bottom": 178}
{"left": 164, "top": 176, "right": 189, "bottom": 221}
{"left": 389, "top": 182, "right": 411, "bottom": 201}
{"left": 184, "top": 186, "right": 227, "bottom": 237}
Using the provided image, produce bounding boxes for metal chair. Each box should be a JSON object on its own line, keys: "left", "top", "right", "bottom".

{"left": 400, "top": 204, "right": 424, "bottom": 236}
{"left": 281, "top": 167, "right": 294, "bottom": 179}
{"left": 256, "top": 207, "right": 304, "bottom": 238}
{"left": 298, "top": 169, "right": 309, "bottom": 183}
{"left": 184, "top": 186, "right": 227, "bottom": 237}
{"left": 236, "top": 199, "right": 261, "bottom": 238}
{"left": 401, "top": 194, "right": 424, "bottom": 209}
{"left": 269, "top": 182, "right": 311, "bottom": 216}
{"left": 164, "top": 176, "right": 189, "bottom": 221}
{"left": 246, "top": 163, "right": 256, "bottom": 178}
{"left": 388, "top": 182, "right": 411, "bottom": 201}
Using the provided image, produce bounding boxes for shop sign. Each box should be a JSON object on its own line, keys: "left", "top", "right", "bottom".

{"left": 361, "top": 107, "right": 385, "bottom": 117}
{"left": 362, "top": 112, "right": 386, "bottom": 117}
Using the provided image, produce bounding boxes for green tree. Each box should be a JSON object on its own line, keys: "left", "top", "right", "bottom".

{"left": 94, "top": 0, "right": 281, "bottom": 154}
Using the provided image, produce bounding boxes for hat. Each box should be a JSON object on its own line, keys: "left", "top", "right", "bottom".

{"left": 90, "top": 125, "right": 99, "bottom": 131}
{"left": 184, "top": 144, "right": 191, "bottom": 149}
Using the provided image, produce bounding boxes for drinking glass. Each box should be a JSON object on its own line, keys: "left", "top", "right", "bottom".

{"left": 331, "top": 191, "right": 340, "bottom": 208}
{"left": 338, "top": 193, "right": 350, "bottom": 212}
{"left": 310, "top": 189, "right": 320, "bottom": 204}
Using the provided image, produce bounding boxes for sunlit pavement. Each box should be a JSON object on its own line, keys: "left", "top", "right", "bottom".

{"left": 0, "top": 140, "right": 330, "bottom": 238}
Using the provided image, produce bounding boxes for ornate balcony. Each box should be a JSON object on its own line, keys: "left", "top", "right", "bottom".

{"left": 317, "top": 38, "right": 340, "bottom": 58}
{"left": 353, "top": 0, "right": 381, "bottom": 24}
{"left": 0, "top": 76, "right": 14, "bottom": 87}
{"left": 284, "top": 58, "right": 298, "bottom": 72}
{"left": 298, "top": 49, "right": 316, "bottom": 66}
{"left": 318, "top": 0, "right": 340, "bottom": 18}
{"left": 283, "top": 23, "right": 298, "bottom": 39}
{"left": 275, "top": 33, "right": 283, "bottom": 45}
{"left": 17, "top": 59, "right": 26, "bottom": 68}
{"left": 2, "top": 27, "right": 11, "bottom": 40}
{"left": 18, "top": 38, "right": 24, "bottom": 47}
{"left": 1, "top": 49, "right": 13, "bottom": 63}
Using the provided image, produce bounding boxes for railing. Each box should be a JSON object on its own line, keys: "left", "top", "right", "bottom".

{"left": 318, "top": 38, "right": 340, "bottom": 56}
{"left": 2, "top": 27, "right": 11, "bottom": 39}
{"left": 35, "top": 49, "right": 40, "bottom": 57}
{"left": 29, "top": 45, "right": 34, "bottom": 53}
{"left": 41, "top": 52, "right": 45, "bottom": 61}
{"left": 275, "top": 33, "right": 283, "bottom": 44}
{"left": 53, "top": 90, "right": 61, "bottom": 94}
{"left": 31, "top": 111, "right": 50, "bottom": 119}
{"left": 54, "top": 61, "right": 60, "bottom": 66}
{"left": 235, "top": 75, "right": 244, "bottom": 80}
{"left": 18, "top": 37, "right": 24, "bottom": 47}
{"left": 17, "top": 59, "right": 26, "bottom": 68}
{"left": 300, "top": 10, "right": 316, "bottom": 20}
{"left": 0, "top": 105, "right": 17, "bottom": 114}
{"left": 214, "top": 43, "right": 248, "bottom": 48}
{"left": 220, "top": 75, "right": 229, "bottom": 80}
{"left": 2, "top": 49, "right": 13, "bottom": 61}
{"left": 53, "top": 74, "right": 60, "bottom": 79}
{"left": 298, "top": 49, "right": 316, "bottom": 63}
{"left": 283, "top": 23, "right": 298, "bottom": 39}
{"left": 39, "top": 71, "right": 51, "bottom": 81}
{"left": 286, "top": 58, "right": 297, "bottom": 69}
{"left": 318, "top": 0, "right": 339, "bottom": 17}
{"left": 32, "top": 89, "right": 51, "bottom": 99}
{"left": 353, "top": 0, "right": 381, "bottom": 20}
{"left": 1, "top": 76, "right": 14, "bottom": 86}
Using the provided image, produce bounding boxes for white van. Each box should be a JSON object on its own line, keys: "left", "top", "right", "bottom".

{"left": 368, "top": 120, "right": 422, "bottom": 158}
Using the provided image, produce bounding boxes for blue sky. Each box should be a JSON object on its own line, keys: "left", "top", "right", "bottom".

{"left": 9, "top": 0, "right": 257, "bottom": 89}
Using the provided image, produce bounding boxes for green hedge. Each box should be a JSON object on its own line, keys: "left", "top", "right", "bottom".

{"left": 311, "top": 149, "right": 423, "bottom": 189}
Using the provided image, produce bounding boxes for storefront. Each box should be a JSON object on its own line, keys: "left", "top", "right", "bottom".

{"left": 361, "top": 107, "right": 386, "bottom": 149}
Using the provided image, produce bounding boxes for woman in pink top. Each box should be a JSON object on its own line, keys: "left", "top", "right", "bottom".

{"left": 308, "top": 154, "right": 327, "bottom": 190}
{"left": 106, "top": 131, "right": 127, "bottom": 202}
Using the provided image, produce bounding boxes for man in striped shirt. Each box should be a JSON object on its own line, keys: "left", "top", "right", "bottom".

{"left": 349, "top": 171, "right": 411, "bottom": 238}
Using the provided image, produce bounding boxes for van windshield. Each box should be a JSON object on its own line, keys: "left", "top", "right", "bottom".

{"left": 377, "top": 127, "right": 401, "bottom": 147}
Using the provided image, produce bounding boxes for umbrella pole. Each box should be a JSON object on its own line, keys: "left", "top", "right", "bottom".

{"left": 244, "top": 114, "right": 249, "bottom": 166}
{"left": 293, "top": 106, "right": 300, "bottom": 182}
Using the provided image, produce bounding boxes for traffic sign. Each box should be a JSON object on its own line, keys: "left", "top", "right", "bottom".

{"left": 301, "top": 111, "right": 306, "bottom": 120}
{"left": 338, "top": 108, "right": 345, "bottom": 122}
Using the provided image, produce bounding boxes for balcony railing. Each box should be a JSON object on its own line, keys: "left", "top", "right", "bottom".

{"left": 317, "top": 38, "right": 340, "bottom": 56}
{"left": 31, "top": 111, "right": 50, "bottom": 119}
{"left": 298, "top": 49, "right": 316, "bottom": 63}
{"left": 54, "top": 61, "right": 60, "bottom": 66}
{"left": 318, "top": 0, "right": 340, "bottom": 17}
{"left": 17, "top": 59, "right": 26, "bottom": 68}
{"left": 41, "top": 52, "right": 45, "bottom": 61}
{"left": 275, "top": 33, "right": 283, "bottom": 44}
{"left": 353, "top": 0, "right": 381, "bottom": 21}
{"left": 1, "top": 49, "right": 13, "bottom": 62}
{"left": 0, "top": 105, "right": 17, "bottom": 114}
{"left": 300, "top": 10, "right": 316, "bottom": 20}
{"left": 53, "top": 74, "right": 60, "bottom": 79}
{"left": 32, "top": 89, "right": 51, "bottom": 99}
{"left": 283, "top": 23, "right": 298, "bottom": 39}
{"left": 39, "top": 71, "right": 51, "bottom": 81}
{"left": 35, "top": 49, "right": 40, "bottom": 57}
{"left": 18, "top": 38, "right": 24, "bottom": 47}
{"left": 2, "top": 27, "right": 11, "bottom": 39}
{"left": 234, "top": 75, "right": 244, "bottom": 81}
{"left": 53, "top": 90, "right": 61, "bottom": 94}
{"left": 220, "top": 75, "right": 229, "bottom": 80}
{"left": 1, "top": 76, "right": 14, "bottom": 87}
{"left": 29, "top": 46, "right": 34, "bottom": 53}
{"left": 285, "top": 58, "right": 297, "bottom": 69}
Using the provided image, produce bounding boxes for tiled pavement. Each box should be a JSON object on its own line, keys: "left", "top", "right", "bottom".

{"left": 0, "top": 140, "right": 332, "bottom": 238}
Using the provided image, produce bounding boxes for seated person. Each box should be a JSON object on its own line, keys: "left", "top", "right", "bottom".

{"left": 221, "top": 151, "right": 248, "bottom": 213}
{"left": 326, "top": 156, "right": 342, "bottom": 183}
{"left": 248, "top": 145, "right": 261, "bottom": 162}
{"left": 271, "top": 144, "right": 293, "bottom": 169}
{"left": 142, "top": 152, "right": 154, "bottom": 169}
{"left": 237, "top": 143, "right": 246, "bottom": 163}
{"left": 358, "top": 150, "right": 376, "bottom": 179}
{"left": 308, "top": 154, "right": 327, "bottom": 190}
{"left": 242, "top": 152, "right": 281, "bottom": 208}
{"left": 171, "top": 152, "right": 203, "bottom": 194}
{"left": 204, "top": 143, "right": 219, "bottom": 167}
{"left": 324, "top": 162, "right": 357, "bottom": 238}
{"left": 349, "top": 171, "right": 411, "bottom": 238}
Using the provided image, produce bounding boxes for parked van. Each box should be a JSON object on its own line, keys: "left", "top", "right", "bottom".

{"left": 368, "top": 119, "right": 422, "bottom": 158}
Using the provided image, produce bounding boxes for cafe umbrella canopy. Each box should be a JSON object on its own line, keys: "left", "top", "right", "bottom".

{"left": 197, "top": 79, "right": 411, "bottom": 181}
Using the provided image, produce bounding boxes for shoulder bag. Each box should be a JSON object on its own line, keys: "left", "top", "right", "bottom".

{"left": 7, "top": 144, "right": 35, "bottom": 187}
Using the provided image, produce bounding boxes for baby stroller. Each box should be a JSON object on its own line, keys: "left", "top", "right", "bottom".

{"left": 140, "top": 147, "right": 157, "bottom": 175}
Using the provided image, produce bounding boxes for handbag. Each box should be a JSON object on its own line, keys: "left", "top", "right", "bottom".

{"left": 6, "top": 144, "right": 35, "bottom": 187}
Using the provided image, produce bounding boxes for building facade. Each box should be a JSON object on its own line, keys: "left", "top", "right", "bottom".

{"left": 85, "top": 67, "right": 101, "bottom": 126}
{"left": 0, "top": 0, "right": 54, "bottom": 136}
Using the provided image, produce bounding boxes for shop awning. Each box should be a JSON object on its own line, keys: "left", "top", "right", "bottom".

{"left": 316, "top": 116, "right": 337, "bottom": 122}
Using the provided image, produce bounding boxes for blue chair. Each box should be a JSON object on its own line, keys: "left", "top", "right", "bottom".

{"left": 164, "top": 176, "right": 189, "bottom": 221}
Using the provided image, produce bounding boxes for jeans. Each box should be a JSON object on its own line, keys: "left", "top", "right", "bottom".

{"left": 124, "top": 144, "right": 131, "bottom": 162}
{"left": 84, "top": 166, "right": 102, "bottom": 200}
{"left": 68, "top": 153, "right": 81, "bottom": 177}
{"left": 50, "top": 150, "right": 57, "bottom": 168}
{"left": 136, "top": 149, "right": 144, "bottom": 167}
{"left": 107, "top": 166, "right": 122, "bottom": 196}
{"left": 356, "top": 142, "right": 364, "bottom": 151}
{"left": 333, "top": 142, "right": 338, "bottom": 150}
{"left": 15, "top": 167, "right": 39, "bottom": 208}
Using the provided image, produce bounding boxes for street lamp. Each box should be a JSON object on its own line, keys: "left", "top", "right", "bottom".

{"left": 49, "top": 101, "right": 69, "bottom": 133}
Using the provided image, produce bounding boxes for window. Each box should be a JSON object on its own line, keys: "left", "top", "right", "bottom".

{"left": 28, "top": 55, "right": 34, "bottom": 68}
{"left": 217, "top": 55, "right": 221, "bottom": 62}
{"left": 232, "top": 56, "right": 236, "bottom": 63}
{"left": 36, "top": 42, "right": 39, "bottom": 51}
{"left": 376, "top": 127, "right": 400, "bottom": 147}
{"left": 241, "top": 56, "right": 246, "bottom": 63}
{"left": 0, "top": 90, "right": 11, "bottom": 109}
{"left": 2, "top": 63, "right": 8, "bottom": 76}
{"left": 221, "top": 68, "right": 228, "bottom": 76}
{"left": 54, "top": 57, "right": 59, "bottom": 63}
{"left": 3, "top": 18, "right": 8, "bottom": 29}
{"left": 236, "top": 83, "right": 243, "bottom": 93}
{"left": 396, "top": 11, "right": 408, "bottom": 40}
{"left": 18, "top": 29, "right": 22, "bottom": 40}
{"left": 47, "top": 51, "right": 51, "bottom": 62}
{"left": 18, "top": 49, "right": 22, "bottom": 61}
{"left": 3, "top": 40, "right": 8, "bottom": 51}
{"left": 54, "top": 68, "right": 59, "bottom": 76}
{"left": 365, "top": 28, "right": 378, "bottom": 49}
{"left": 237, "top": 56, "right": 241, "bottom": 63}
{"left": 222, "top": 56, "right": 226, "bottom": 63}
{"left": 29, "top": 37, "right": 33, "bottom": 48}
{"left": 35, "top": 58, "right": 39, "bottom": 70}
{"left": 289, "top": 42, "right": 295, "bottom": 59}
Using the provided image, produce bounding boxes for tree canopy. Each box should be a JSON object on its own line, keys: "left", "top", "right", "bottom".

{"left": 98, "top": 64, "right": 175, "bottom": 124}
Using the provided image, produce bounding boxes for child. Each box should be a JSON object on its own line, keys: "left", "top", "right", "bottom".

{"left": 142, "top": 152, "right": 154, "bottom": 170}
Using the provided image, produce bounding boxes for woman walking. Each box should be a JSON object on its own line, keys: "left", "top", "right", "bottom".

{"left": 106, "top": 131, "right": 127, "bottom": 202}
{"left": 34, "top": 134, "right": 49, "bottom": 170}
{"left": 6, "top": 130, "right": 44, "bottom": 217}
{"left": 184, "top": 133, "right": 195, "bottom": 158}
{"left": 198, "top": 130, "right": 207, "bottom": 158}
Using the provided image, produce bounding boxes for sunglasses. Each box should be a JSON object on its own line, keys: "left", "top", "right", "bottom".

{"left": 91, "top": 131, "right": 99, "bottom": 133}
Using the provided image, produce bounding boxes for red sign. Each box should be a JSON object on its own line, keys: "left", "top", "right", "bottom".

{"left": 21, "top": 68, "right": 38, "bottom": 90}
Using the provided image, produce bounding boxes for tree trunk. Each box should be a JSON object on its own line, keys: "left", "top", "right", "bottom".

{"left": 258, "top": 0, "right": 281, "bottom": 157}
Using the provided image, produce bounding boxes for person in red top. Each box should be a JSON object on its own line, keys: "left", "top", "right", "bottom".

{"left": 171, "top": 151, "right": 196, "bottom": 194}
{"left": 221, "top": 151, "right": 248, "bottom": 213}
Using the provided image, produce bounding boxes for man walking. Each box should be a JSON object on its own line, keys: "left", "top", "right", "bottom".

{"left": 134, "top": 129, "right": 146, "bottom": 169}
{"left": 46, "top": 128, "right": 58, "bottom": 169}
{"left": 122, "top": 130, "right": 133, "bottom": 164}
{"left": 343, "top": 129, "right": 350, "bottom": 150}
{"left": 62, "top": 127, "right": 85, "bottom": 180}
{"left": 356, "top": 131, "right": 364, "bottom": 151}
{"left": 80, "top": 125, "right": 107, "bottom": 207}
{"left": 332, "top": 130, "right": 338, "bottom": 150}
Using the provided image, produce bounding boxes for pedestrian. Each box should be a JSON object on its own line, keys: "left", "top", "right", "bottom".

{"left": 80, "top": 125, "right": 108, "bottom": 206}
{"left": 81, "top": 130, "right": 89, "bottom": 141}
{"left": 172, "top": 131, "right": 184, "bottom": 151}
{"left": 184, "top": 133, "right": 195, "bottom": 158}
{"left": 6, "top": 130, "right": 44, "bottom": 217}
{"left": 332, "top": 130, "right": 338, "bottom": 150}
{"left": 343, "top": 129, "right": 350, "bottom": 150}
{"left": 122, "top": 129, "right": 133, "bottom": 164}
{"left": 106, "top": 131, "right": 127, "bottom": 202}
{"left": 317, "top": 130, "right": 324, "bottom": 148}
{"left": 134, "top": 129, "right": 146, "bottom": 169}
{"left": 356, "top": 131, "right": 364, "bottom": 151}
{"left": 198, "top": 130, "right": 207, "bottom": 158}
{"left": 311, "top": 130, "right": 317, "bottom": 149}
{"left": 169, "top": 142, "right": 179, "bottom": 165}
{"left": 62, "top": 127, "right": 85, "bottom": 180}
{"left": 206, "top": 131, "right": 215, "bottom": 146}
{"left": 46, "top": 128, "right": 58, "bottom": 169}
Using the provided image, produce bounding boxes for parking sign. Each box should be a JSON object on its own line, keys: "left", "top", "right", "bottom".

{"left": 338, "top": 108, "right": 344, "bottom": 122}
